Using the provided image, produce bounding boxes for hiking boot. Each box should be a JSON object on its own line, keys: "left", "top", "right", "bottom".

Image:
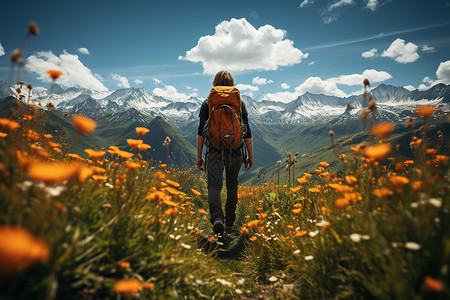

{"left": 213, "top": 219, "right": 224, "bottom": 237}
{"left": 225, "top": 224, "right": 235, "bottom": 235}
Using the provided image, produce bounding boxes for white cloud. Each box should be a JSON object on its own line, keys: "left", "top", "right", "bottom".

{"left": 153, "top": 78, "right": 162, "bottom": 84}
{"left": 252, "top": 77, "right": 273, "bottom": 85}
{"left": 328, "top": 69, "right": 392, "bottom": 86}
{"left": 236, "top": 84, "right": 259, "bottom": 92}
{"left": 153, "top": 85, "right": 198, "bottom": 101}
{"left": 366, "top": 0, "right": 378, "bottom": 11}
{"left": 134, "top": 79, "right": 144, "bottom": 85}
{"left": 436, "top": 60, "right": 450, "bottom": 84}
{"left": 179, "top": 18, "right": 308, "bottom": 74}
{"left": 403, "top": 85, "right": 416, "bottom": 91}
{"left": 94, "top": 73, "right": 104, "bottom": 82}
{"left": 308, "top": 61, "right": 315, "bottom": 66}
{"left": 381, "top": 38, "right": 419, "bottom": 63}
{"left": 111, "top": 74, "right": 130, "bottom": 88}
{"left": 0, "top": 42, "right": 4, "bottom": 56}
{"left": 77, "top": 47, "right": 90, "bottom": 55}
{"left": 421, "top": 45, "right": 435, "bottom": 53}
{"left": 26, "top": 50, "right": 108, "bottom": 91}
{"left": 362, "top": 48, "right": 378, "bottom": 58}
{"left": 328, "top": 0, "right": 354, "bottom": 12}
{"left": 299, "top": 0, "right": 314, "bottom": 8}
{"left": 281, "top": 83, "right": 290, "bottom": 89}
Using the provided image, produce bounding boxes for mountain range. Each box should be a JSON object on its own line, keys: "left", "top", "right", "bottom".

{"left": 1, "top": 80, "right": 449, "bottom": 182}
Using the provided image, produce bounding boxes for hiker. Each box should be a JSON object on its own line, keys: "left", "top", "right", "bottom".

{"left": 196, "top": 70, "right": 253, "bottom": 240}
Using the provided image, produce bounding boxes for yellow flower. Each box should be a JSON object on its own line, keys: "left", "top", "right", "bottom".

{"left": 0, "top": 226, "right": 50, "bottom": 274}
{"left": 72, "top": 115, "right": 96, "bottom": 134}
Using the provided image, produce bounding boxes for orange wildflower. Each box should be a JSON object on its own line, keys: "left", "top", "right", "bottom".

{"left": 113, "top": 279, "right": 142, "bottom": 295}
{"left": 414, "top": 106, "right": 435, "bottom": 121}
{"left": 424, "top": 276, "right": 444, "bottom": 292}
{"left": 404, "top": 160, "right": 414, "bottom": 167}
{"left": 162, "top": 198, "right": 178, "bottom": 206}
{"left": 412, "top": 181, "right": 423, "bottom": 191}
{"left": 290, "top": 186, "right": 302, "bottom": 193}
{"left": 138, "top": 144, "right": 151, "bottom": 152}
{"left": 426, "top": 148, "right": 437, "bottom": 155}
{"left": 297, "top": 177, "right": 308, "bottom": 185}
{"left": 166, "top": 179, "right": 180, "bottom": 188}
{"left": 125, "top": 161, "right": 141, "bottom": 170}
{"left": 287, "top": 225, "right": 295, "bottom": 230}
{"left": 246, "top": 220, "right": 260, "bottom": 228}
{"left": 436, "top": 155, "right": 449, "bottom": 163}
{"left": 321, "top": 207, "right": 332, "bottom": 214}
{"left": 240, "top": 227, "right": 250, "bottom": 235}
{"left": 135, "top": 127, "right": 149, "bottom": 136}
{"left": 363, "top": 143, "right": 392, "bottom": 161}
{"left": 339, "top": 154, "right": 346, "bottom": 160}
{"left": 0, "top": 226, "right": 50, "bottom": 274}
{"left": 295, "top": 230, "right": 307, "bottom": 237}
{"left": 389, "top": 175, "right": 410, "bottom": 187}
{"left": 319, "top": 162, "right": 329, "bottom": 168}
{"left": 292, "top": 208, "right": 302, "bottom": 215}
{"left": 72, "top": 115, "right": 96, "bottom": 134}
{"left": 0, "top": 132, "right": 7, "bottom": 138}
{"left": 118, "top": 261, "right": 130, "bottom": 268}
{"left": 0, "top": 118, "right": 20, "bottom": 131}
{"left": 164, "top": 208, "right": 178, "bottom": 216}
{"left": 309, "top": 187, "right": 320, "bottom": 193}
{"left": 191, "top": 189, "right": 201, "bottom": 196}
{"left": 373, "top": 187, "right": 393, "bottom": 197}
{"left": 155, "top": 172, "right": 166, "bottom": 181}
{"left": 84, "top": 149, "right": 105, "bottom": 160}
{"left": 78, "top": 165, "right": 93, "bottom": 182}
{"left": 199, "top": 209, "right": 206, "bottom": 215}
{"left": 371, "top": 122, "right": 395, "bottom": 139}
{"left": 127, "top": 139, "right": 143, "bottom": 149}
{"left": 117, "top": 150, "right": 134, "bottom": 160}
{"left": 258, "top": 213, "right": 267, "bottom": 219}
{"left": 249, "top": 236, "right": 257, "bottom": 241}
{"left": 67, "top": 153, "right": 82, "bottom": 160}
{"left": 345, "top": 175, "right": 357, "bottom": 184}
{"left": 350, "top": 145, "right": 361, "bottom": 155}
{"left": 161, "top": 164, "right": 167, "bottom": 169}
{"left": 27, "top": 161, "right": 80, "bottom": 184}
{"left": 92, "top": 175, "right": 106, "bottom": 181}
{"left": 92, "top": 166, "right": 106, "bottom": 174}
{"left": 335, "top": 198, "right": 350, "bottom": 209}
{"left": 44, "top": 134, "right": 53, "bottom": 139}
{"left": 143, "top": 282, "right": 155, "bottom": 290}
{"left": 46, "top": 69, "right": 63, "bottom": 80}
{"left": 23, "top": 114, "right": 35, "bottom": 121}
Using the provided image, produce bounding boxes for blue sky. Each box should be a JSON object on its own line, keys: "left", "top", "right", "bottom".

{"left": 1, "top": 0, "right": 449, "bottom": 102}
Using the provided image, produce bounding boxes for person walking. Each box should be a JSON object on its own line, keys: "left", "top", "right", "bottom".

{"left": 196, "top": 70, "right": 253, "bottom": 242}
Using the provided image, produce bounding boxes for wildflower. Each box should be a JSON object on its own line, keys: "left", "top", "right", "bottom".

{"left": 155, "top": 172, "right": 166, "bottom": 181}
{"left": 164, "top": 208, "right": 178, "bottom": 215}
{"left": 316, "top": 220, "right": 330, "bottom": 228}
{"left": 0, "top": 226, "right": 50, "bottom": 274}
{"left": 191, "top": 189, "right": 201, "bottom": 196}
{"left": 424, "top": 276, "right": 444, "bottom": 292}
{"left": 268, "top": 276, "right": 278, "bottom": 282}
{"left": 349, "top": 233, "right": 362, "bottom": 243}
{"left": 309, "top": 187, "right": 320, "bottom": 193}
{"left": 389, "top": 175, "right": 410, "bottom": 187}
{"left": 125, "top": 161, "right": 141, "bottom": 171}
{"left": 84, "top": 149, "right": 106, "bottom": 160}
{"left": 46, "top": 69, "right": 63, "bottom": 80}
{"left": 304, "top": 255, "right": 314, "bottom": 261}
{"left": 373, "top": 187, "right": 393, "bottom": 197}
{"left": 117, "top": 150, "right": 134, "bottom": 160}
{"left": 27, "top": 161, "right": 80, "bottom": 184}
{"left": 67, "top": 153, "right": 82, "bottom": 160}
{"left": 426, "top": 148, "right": 437, "bottom": 155}
{"left": 328, "top": 130, "right": 334, "bottom": 137}
{"left": 72, "top": 115, "right": 96, "bottom": 134}
{"left": 135, "top": 127, "right": 149, "bottom": 136}
{"left": 345, "top": 175, "right": 357, "bottom": 184}
{"left": 27, "top": 22, "right": 39, "bottom": 35}
{"left": 0, "top": 118, "right": 20, "bottom": 131}
{"left": 258, "top": 213, "right": 267, "bottom": 219}
{"left": 319, "top": 162, "right": 329, "bottom": 168}
{"left": 127, "top": 139, "right": 143, "bottom": 149}
{"left": 143, "top": 282, "right": 155, "bottom": 290}
{"left": 113, "top": 279, "right": 142, "bottom": 295}
{"left": 246, "top": 220, "right": 260, "bottom": 228}
{"left": 414, "top": 106, "right": 435, "bottom": 121}
{"left": 138, "top": 144, "right": 151, "bottom": 152}
{"left": 371, "top": 122, "right": 395, "bottom": 139}
{"left": 435, "top": 155, "right": 449, "bottom": 163}
{"left": 249, "top": 236, "right": 257, "bottom": 241}
{"left": 181, "top": 243, "right": 191, "bottom": 249}
{"left": 78, "top": 165, "right": 93, "bottom": 182}
{"left": 405, "top": 241, "right": 421, "bottom": 251}
{"left": 162, "top": 198, "right": 178, "bottom": 206}
{"left": 118, "top": 261, "right": 130, "bottom": 268}
{"left": 363, "top": 143, "right": 392, "bottom": 161}
{"left": 335, "top": 197, "right": 350, "bottom": 209}
{"left": 161, "top": 164, "right": 167, "bottom": 169}
{"left": 290, "top": 186, "right": 301, "bottom": 193}
{"left": 92, "top": 175, "right": 106, "bottom": 181}
{"left": 199, "top": 209, "right": 206, "bottom": 215}
{"left": 297, "top": 177, "right": 308, "bottom": 185}
{"left": 412, "top": 181, "right": 423, "bottom": 191}
{"left": 309, "top": 231, "right": 319, "bottom": 237}
{"left": 166, "top": 179, "right": 180, "bottom": 188}
{"left": 240, "top": 227, "right": 250, "bottom": 235}
{"left": 292, "top": 208, "right": 302, "bottom": 215}
{"left": 295, "top": 230, "right": 307, "bottom": 237}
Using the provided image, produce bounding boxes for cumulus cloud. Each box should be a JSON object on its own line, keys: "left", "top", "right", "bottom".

{"left": 111, "top": 74, "right": 130, "bottom": 88}
{"left": 0, "top": 42, "right": 4, "bottom": 56}
{"left": 421, "top": 45, "right": 435, "bottom": 53}
{"left": 94, "top": 73, "right": 104, "bottom": 82}
{"left": 403, "top": 85, "right": 416, "bottom": 91}
{"left": 252, "top": 77, "right": 273, "bottom": 85}
{"left": 153, "top": 78, "right": 162, "bottom": 84}
{"left": 134, "top": 79, "right": 144, "bottom": 85}
{"left": 236, "top": 84, "right": 259, "bottom": 92}
{"left": 418, "top": 76, "right": 439, "bottom": 91}
{"left": 366, "top": 0, "right": 378, "bottom": 11}
{"left": 281, "top": 83, "right": 290, "bottom": 89}
{"left": 26, "top": 50, "right": 108, "bottom": 91}
{"left": 77, "top": 47, "right": 90, "bottom": 55}
{"left": 362, "top": 48, "right": 378, "bottom": 58}
{"left": 381, "top": 38, "right": 419, "bottom": 63}
{"left": 153, "top": 85, "right": 198, "bottom": 101}
{"left": 328, "top": 69, "right": 392, "bottom": 86}
{"left": 436, "top": 60, "right": 450, "bottom": 84}
{"left": 179, "top": 18, "right": 308, "bottom": 74}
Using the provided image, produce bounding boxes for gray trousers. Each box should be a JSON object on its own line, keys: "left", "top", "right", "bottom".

{"left": 206, "top": 150, "right": 243, "bottom": 227}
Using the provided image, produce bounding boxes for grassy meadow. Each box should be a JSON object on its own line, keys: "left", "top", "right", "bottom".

{"left": 1, "top": 24, "right": 449, "bottom": 300}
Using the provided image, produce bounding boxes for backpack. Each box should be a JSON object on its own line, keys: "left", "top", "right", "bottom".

{"left": 203, "top": 86, "right": 246, "bottom": 151}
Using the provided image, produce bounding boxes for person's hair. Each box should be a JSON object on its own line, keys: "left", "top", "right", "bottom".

{"left": 213, "top": 70, "right": 235, "bottom": 87}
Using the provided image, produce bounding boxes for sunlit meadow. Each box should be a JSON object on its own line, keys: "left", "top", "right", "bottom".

{"left": 0, "top": 22, "right": 449, "bottom": 299}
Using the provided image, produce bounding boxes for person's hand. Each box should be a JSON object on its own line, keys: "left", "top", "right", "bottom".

{"left": 197, "top": 156, "right": 205, "bottom": 171}
{"left": 244, "top": 157, "right": 253, "bottom": 170}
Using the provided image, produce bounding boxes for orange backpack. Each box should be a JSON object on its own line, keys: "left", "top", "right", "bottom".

{"left": 204, "top": 86, "right": 245, "bottom": 150}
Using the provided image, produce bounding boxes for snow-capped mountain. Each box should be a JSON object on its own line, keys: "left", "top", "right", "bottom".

{"left": 1, "top": 80, "right": 448, "bottom": 129}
